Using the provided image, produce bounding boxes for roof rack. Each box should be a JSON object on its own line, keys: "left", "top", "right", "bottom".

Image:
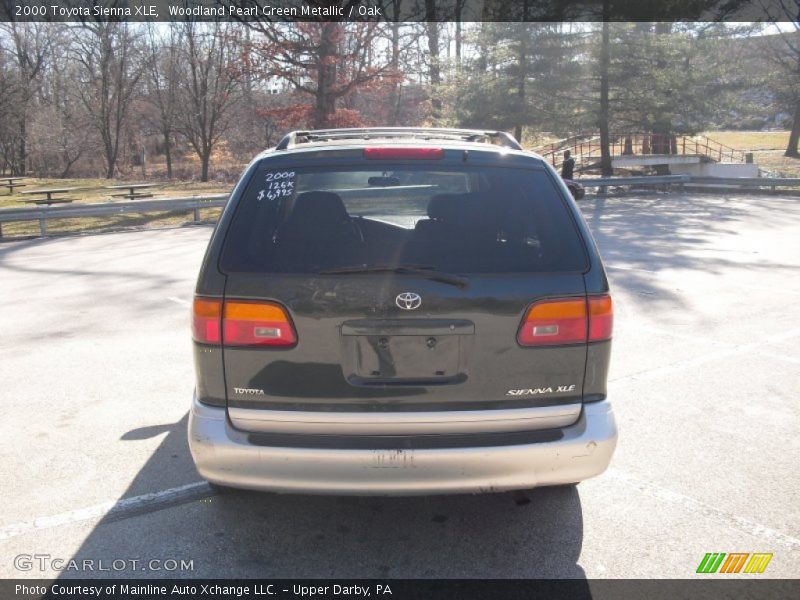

{"left": 274, "top": 127, "right": 523, "bottom": 151}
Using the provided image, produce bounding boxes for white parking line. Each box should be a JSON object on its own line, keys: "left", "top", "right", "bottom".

{"left": 610, "top": 326, "right": 800, "bottom": 386}
{"left": 624, "top": 324, "right": 727, "bottom": 347}
{"left": 167, "top": 296, "right": 190, "bottom": 306}
{"left": 761, "top": 351, "right": 800, "bottom": 366}
{"left": 0, "top": 481, "right": 212, "bottom": 542}
{"left": 605, "top": 468, "right": 800, "bottom": 550}
{"left": 607, "top": 264, "right": 800, "bottom": 295}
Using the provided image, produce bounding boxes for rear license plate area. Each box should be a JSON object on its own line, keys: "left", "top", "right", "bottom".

{"left": 341, "top": 319, "right": 474, "bottom": 384}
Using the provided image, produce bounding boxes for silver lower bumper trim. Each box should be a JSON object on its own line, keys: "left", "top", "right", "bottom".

{"left": 227, "top": 402, "right": 581, "bottom": 435}
{"left": 189, "top": 395, "right": 618, "bottom": 496}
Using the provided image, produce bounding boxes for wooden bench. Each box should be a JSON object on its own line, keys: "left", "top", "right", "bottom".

{"left": 20, "top": 187, "right": 78, "bottom": 207}
{"left": 109, "top": 192, "right": 154, "bottom": 200}
{"left": 106, "top": 183, "right": 158, "bottom": 201}
{"left": 1, "top": 176, "right": 28, "bottom": 194}
{"left": 19, "top": 197, "right": 74, "bottom": 206}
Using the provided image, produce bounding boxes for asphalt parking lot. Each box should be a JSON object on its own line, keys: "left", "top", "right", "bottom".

{"left": 0, "top": 192, "right": 798, "bottom": 579}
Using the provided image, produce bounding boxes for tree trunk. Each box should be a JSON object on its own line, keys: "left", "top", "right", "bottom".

{"left": 105, "top": 138, "right": 116, "bottom": 179}
{"left": 425, "top": 1, "right": 441, "bottom": 121}
{"left": 388, "top": 20, "right": 401, "bottom": 126}
{"left": 514, "top": 22, "right": 527, "bottom": 144}
{"left": 164, "top": 130, "right": 173, "bottom": 178}
{"left": 313, "top": 23, "right": 339, "bottom": 128}
{"left": 201, "top": 150, "right": 210, "bottom": 182}
{"left": 786, "top": 99, "right": 800, "bottom": 158}
{"left": 598, "top": 18, "right": 613, "bottom": 177}
{"left": 455, "top": 2, "right": 462, "bottom": 66}
{"left": 17, "top": 120, "right": 26, "bottom": 176}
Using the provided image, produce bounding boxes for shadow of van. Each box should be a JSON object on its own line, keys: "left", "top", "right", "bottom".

{"left": 60, "top": 412, "right": 589, "bottom": 582}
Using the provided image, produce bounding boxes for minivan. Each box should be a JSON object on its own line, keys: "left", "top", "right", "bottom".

{"left": 188, "top": 127, "right": 617, "bottom": 495}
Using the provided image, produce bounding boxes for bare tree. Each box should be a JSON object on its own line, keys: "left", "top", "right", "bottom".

{"left": 763, "top": 3, "right": 800, "bottom": 156}
{"left": 176, "top": 22, "right": 243, "bottom": 182}
{"left": 424, "top": 0, "right": 442, "bottom": 121}
{"left": 71, "top": 22, "right": 143, "bottom": 178}
{"left": 0, "top": 22, "right": 51, "bottom": 175}
{"left": 245, "top": 20, "right": 399, "bottom": 128}
{"left": 143, "top": 24, "right": 180, "bottom": 179}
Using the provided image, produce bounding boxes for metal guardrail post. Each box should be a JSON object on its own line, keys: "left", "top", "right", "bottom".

{"left": 39, "top": 216, "right": 46, "bottom": 236}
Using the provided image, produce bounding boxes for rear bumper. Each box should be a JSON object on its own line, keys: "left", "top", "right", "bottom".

{"left": 188, "top": 396, "right": 618, "bottom": 495}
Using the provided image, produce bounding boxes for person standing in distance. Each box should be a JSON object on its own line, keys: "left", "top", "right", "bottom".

{"left": 561, "top": 150, "right": 575, "bottom": 180}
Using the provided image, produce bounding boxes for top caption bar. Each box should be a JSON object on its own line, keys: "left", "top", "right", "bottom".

{"left": 2, "top": 0, "right": 799, "bottom": 22}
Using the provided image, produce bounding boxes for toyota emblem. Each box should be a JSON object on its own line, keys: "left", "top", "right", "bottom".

{"left": 396, "top": 292, "right": 422, "bottom": 310}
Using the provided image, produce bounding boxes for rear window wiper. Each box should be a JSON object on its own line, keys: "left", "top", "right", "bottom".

{"left": 319, "top": 264, "right": 469, "bottom": 289}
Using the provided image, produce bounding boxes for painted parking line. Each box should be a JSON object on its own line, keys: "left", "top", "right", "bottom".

{"left": 605, "top": 468, "right": 800, "bottom": 551}
{"left": 0, "top": 482, "right": 213, "bottom": 542}
{"left": 606, "top": 264, "right": 800, "bottom": 295}
{"left": 4, "top": 469, "right": 799, "bottom": 554}
{"left": 167, "top": 296, "right": 190, "bottom": 306}
{"left": 610, "top": 326, "right": 800, "bottom": 386}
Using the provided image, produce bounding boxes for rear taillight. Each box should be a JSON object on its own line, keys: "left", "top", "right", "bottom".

{"left": 192, "top": 297, "right": 297, "bottom": 347}
{"left": 222, "top": 300, "right": 297, "bottom": 347}
{"left": 588, "top": 295, "right": 613, "bottom": 342}
{"left": 517, "top": 298, "right": 587, "bottom": 346}
{"left": 363, "top": 147, "right": 444, "bottom": 160}
{"left": 192, "top": 297, "right": 222, "bottom": 344}
{"left": 517, "top": 295, "right": 613, "bottom": 346}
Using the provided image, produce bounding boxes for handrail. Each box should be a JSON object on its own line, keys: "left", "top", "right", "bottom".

{"left": 536, "top": 132, "right": 748, "bottom": 169}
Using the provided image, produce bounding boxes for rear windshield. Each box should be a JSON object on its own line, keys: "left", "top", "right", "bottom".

{"left": 220, "top": 164, "right": 587, "bottom": 274}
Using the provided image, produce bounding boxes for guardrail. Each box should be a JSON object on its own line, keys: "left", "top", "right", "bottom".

{"left": 0, "top": 194, "right": 229, "bottom": 237}
{"left": 577, "top": 174, "right": 690, "bottom": 188}
{"left": 685, "top": 176, "right": 800, "bottom": 189}
{"left": 577, "top": 174, "right": 800, "bottom": 190}
{"left": 1, "top": 175, "right": 799, "bottom": 239}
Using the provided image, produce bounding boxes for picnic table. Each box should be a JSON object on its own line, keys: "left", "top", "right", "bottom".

{"left": 19, "top": 187, "right": 77, "bottom": 205}
{"left": 106, "top": 183, "right": 158, "bottom": 200}
{"left": 1, "top": 176, "right": 28, "bottom": 194}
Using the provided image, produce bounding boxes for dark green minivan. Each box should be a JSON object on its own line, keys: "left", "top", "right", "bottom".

{"left": 188, "top": 128, "right": 617, "bottom": 495}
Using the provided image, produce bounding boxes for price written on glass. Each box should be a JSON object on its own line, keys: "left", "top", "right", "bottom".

{"left": 258, "top": 171, "right": 295, "bottom": 201}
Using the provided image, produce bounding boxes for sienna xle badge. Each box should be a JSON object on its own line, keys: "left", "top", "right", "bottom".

{"left": 188, "top": 127, "right": 618, "bottom": 495}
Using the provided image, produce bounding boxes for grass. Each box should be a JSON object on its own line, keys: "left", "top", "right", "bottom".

{"left": 698, "top": 130, "right": 800, "bottom": 177}
{"left": 0, "top": 177, "right": 230, "bottom": 239}
{"left": 700, "top": 130, "right": 790, "bottom": 151}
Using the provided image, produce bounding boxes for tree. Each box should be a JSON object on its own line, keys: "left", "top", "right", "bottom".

{"left": 175, "top": 22, "right": 243, "bottom": 182}
{"left": 446, "top": 23, "right": 584, "bottom": 138}
{"left": 71, "top": 22, "right": 143, "bottom": 179}
{"left": 761, "top": 2, "right": 800, "bottom": 156}
{"left": 143, "top": 24, "right": 181, "bottom": 178}
{"left": 245, "top": 19, "right": 400, "bottom": 128}
{"left": 47, "top": 36, "right": 94, "bottom": 178}
{"left": 424, "top": 1, "right": 442, "bottom": 122}
{"left": 0, "top": 22, "right": 50, "bottom": 175}
{"left": 598, "top": 19, "right": 612, "bottom": 176}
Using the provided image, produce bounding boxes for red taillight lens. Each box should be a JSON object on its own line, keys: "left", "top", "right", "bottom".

{"left": 517, "top": 298, "right": 587, "bottom": 346}
{"left": 363, "top": 147, "right": 444, "bottom": 160}
{"left": 192, "top": 297, "right": 222, "bottom": 344}
{"left": 222, "top": 300, "right": 297, "bottom": 347}
{"left": 588, "top": 295, "right": 613, "bottom": 342}
{"left": 516, "top": 295, "right": 613, "bottom": 346}
{"left": 192, "top": 298, "right": 297, "bottom": 347}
